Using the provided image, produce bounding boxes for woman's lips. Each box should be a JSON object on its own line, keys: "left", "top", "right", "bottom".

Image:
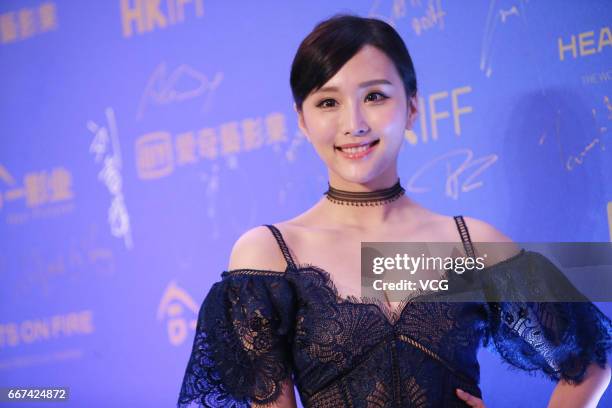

{"left": 335, "top": 140, "right": 379, "bottom": 160}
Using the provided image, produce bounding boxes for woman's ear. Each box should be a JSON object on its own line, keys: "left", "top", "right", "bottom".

{"left": 294, "top": 103, "right": 311, "bottom": 142}
{"left": 405, "top": 94, "right": 418, "bottom": 130}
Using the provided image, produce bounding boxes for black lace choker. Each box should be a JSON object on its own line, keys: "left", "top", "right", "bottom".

{"left": 324, "top": 179, "right": 405, "bottom": 206}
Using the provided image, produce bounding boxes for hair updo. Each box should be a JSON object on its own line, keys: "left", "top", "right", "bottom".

{"left": 290, "top": 14, "right": 418, "bottom": 111}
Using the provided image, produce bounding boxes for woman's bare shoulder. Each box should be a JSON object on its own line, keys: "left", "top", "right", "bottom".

{"left": 459, "top": 215, "right": 512, "bottom": 242}
{"left": 459, "top": 215, "right": 522, "bottom": 266}
{"left": 422, "top": 212, "right": 512, "bottom": 242}
{"left": 415, "top": 212, "right": 521, "bottom": 266}
{"left": 227, "top": 225, "right": 288, "bottom": 272}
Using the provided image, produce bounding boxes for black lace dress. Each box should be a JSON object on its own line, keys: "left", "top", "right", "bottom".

{"left": 177, "top": 216, "right": 612, "bottom": 407}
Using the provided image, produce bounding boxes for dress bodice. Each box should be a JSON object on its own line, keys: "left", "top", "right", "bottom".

{"left": 177, "top": 216, "right": 612, "bottom": 408}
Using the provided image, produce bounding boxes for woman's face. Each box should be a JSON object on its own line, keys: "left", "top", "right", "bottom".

{"left": 296, "top": 44, "right": 417, "bottom": 188}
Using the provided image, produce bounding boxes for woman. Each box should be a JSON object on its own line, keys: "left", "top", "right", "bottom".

{"left": 178, "top": 14, "right": 612, "bottom": 407}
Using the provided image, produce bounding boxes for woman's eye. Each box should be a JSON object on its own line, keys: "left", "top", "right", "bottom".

{"left": 365, "top": 92, "right": 388, "bottom": 102}
{"left": 316, "top": 93, "right": 387, "bottom": 108}
{"left": 317, "top": 99, "right": 337, "bottom": 108}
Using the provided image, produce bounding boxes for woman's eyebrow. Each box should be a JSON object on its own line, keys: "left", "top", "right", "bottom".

{"left": 317, "top": 79, "right": 392, "bottom": 93}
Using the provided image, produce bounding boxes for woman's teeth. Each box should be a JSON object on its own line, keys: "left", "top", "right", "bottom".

{"left": 341, "top": 144, "right": 371, "bottom": 153}
{"left": 338, "top": 140, "right": 378, "bottom": 153}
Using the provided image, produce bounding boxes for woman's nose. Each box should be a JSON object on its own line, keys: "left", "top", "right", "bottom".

{"left": 342, "top": 102, "right": 370, "bottom": 136}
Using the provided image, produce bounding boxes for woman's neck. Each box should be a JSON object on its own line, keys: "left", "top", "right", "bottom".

{"left": 318, "top": 194, "right": 419, "bottom": 231}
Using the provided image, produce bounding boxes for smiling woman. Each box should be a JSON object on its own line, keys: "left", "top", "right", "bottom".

{"left": 291, "top": 19, "right": 418, "bottom": 190}
{"left": 177, "top": 14, "right": 612, "bottom": 408}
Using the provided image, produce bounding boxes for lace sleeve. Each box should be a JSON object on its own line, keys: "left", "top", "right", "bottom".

{"left": 480, "top": 250, "right": 612, "bottom": 385}
{"left": 177, "top": 272, "right": 297, "bottom": 407}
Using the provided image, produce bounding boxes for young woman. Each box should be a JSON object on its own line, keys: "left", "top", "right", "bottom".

{"left": 178, "top": 15, "right": 612, "bottom": 408}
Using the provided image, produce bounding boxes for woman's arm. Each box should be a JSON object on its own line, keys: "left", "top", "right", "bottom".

{"left": 462, "top": 217, "right": 612, "bottom": 407}
{"left": 547, "top": 362, "right": 611, "bottom": 408}
{"left": 252, "top": 378, "right": 298, "bottom": 408}
{"left": 230, "top": 227, "right": 298, "bottom": 408}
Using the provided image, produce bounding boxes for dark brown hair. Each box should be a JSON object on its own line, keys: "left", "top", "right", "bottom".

{"left": 290, "top": 14, "right": 418, "bottom": 111}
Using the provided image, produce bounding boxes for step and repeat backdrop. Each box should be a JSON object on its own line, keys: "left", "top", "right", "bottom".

{"left": 1, "top": 1, "right": 611, "bottom": 407}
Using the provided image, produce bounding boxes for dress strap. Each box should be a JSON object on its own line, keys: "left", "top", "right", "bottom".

{"left": 453, "top": 215, "right": 476, "bottom": 258}
{"left": 263, "top": 224, "right": 297, "bottom": 270}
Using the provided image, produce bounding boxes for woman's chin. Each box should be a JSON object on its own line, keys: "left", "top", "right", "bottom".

{"left": 330, "top": 170, "right": 381, "bottom": 186}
